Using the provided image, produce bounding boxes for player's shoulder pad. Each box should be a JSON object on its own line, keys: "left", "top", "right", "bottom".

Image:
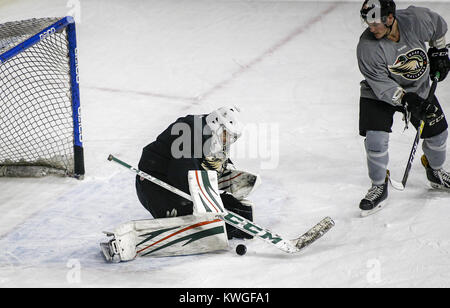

{"left": 359, "top": 27, "right": 377, "bottom": 43}
{"left": 357, "top": 29, "right": 383, "bottom": 57}
{"left": 398, "top": 5, "right": 433, "bottom": 24}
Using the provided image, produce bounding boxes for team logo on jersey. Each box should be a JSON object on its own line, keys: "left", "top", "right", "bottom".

{"left": 388, "top": 48, "right": 428, "bottom": 80}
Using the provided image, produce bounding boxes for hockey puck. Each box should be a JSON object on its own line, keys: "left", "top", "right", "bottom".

{"left": 236, "top": 244, "right": 247, "bottom": 256}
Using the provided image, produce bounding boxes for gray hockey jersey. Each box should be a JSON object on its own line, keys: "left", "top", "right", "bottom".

{"left": 357, "top": 6, "right": 447, "bottom": 106}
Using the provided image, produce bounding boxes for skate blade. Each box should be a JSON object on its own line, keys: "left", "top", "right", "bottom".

{"left": 100, "top": 242, "right": 113, "bottom": 262}
{"left": 360, "top": 201, "right": 388, "bottom": 217}
{"left": 100, "top": 242, "right": 121, "bottom": 263}
{"left": 430, "top": 183, "right": 450, "bottom": 191}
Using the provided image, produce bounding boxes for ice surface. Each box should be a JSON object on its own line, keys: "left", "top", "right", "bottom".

{"left": 1, "top": 0, "right": 450, "bottom": 287}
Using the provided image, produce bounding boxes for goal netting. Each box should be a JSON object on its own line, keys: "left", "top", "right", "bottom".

{"left": 0, "top": 17, "right": 84, "bottom": 179}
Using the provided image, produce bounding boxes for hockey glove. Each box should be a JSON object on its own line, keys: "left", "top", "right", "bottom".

{"left": 201, "top": 157, "right": 234, "bottom": 176}
{"left": 220, "top": 193, "right": 254, "bottom": 240}
{"left": 428, "top": 47, "right": 450, "bottom": 82}
{"left": 401, "top": 92, "right": 438, "bottom": 122}
{"left": 201, "top": 156, "right": 226, "bottom": 173}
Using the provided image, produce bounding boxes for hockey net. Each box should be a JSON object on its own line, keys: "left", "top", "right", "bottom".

{"left": 0, "top": 17, "right": 84, "bottom": 178}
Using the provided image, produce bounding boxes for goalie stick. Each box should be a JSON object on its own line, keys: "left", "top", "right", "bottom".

{"left": 107, "top": 154, "right": 335, "bottom": 254}
{"left": 389, "top": 72, "right": 440, "bottom": 191}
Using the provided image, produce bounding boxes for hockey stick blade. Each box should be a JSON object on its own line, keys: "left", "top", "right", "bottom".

{"left": 385, "top": 169, "right": 405, "bottom": 191}
{"left": 292, "top": 217, "right": 335, "bottom": 251}
{"left": 388, "top": 176, "right": 405, "bottom": 191}
{"left": 222, "top": 212, "right": 334, "bottom": 254}
{"left": 107, "top": 154, "right": 335, "bottom": 254}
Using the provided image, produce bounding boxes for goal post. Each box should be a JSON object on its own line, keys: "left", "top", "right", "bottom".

{"left": 0, "top": 16, "right": 84, "bottom": 179}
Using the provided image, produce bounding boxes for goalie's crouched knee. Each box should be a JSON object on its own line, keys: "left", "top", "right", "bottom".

{"left": 220, "top": 193, "right": 254, "bottom": 240}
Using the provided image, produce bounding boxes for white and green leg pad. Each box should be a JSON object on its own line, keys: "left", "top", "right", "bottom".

{"left": 100, "top": 213, "right": 228, "bottom": 262}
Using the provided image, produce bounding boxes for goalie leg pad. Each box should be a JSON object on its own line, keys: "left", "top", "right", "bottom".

{"left": 101, "top": 213, "right": 228, "bottom": 262}
{"left": 103, "top": 222, "right": 138, "bottom": 262}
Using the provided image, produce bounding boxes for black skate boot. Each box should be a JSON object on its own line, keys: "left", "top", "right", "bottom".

{"left": 359, "top": 175, "right": 388, "bottom": 217}
{"left": 421, "top": 155, "right": 450, "bottom": 190}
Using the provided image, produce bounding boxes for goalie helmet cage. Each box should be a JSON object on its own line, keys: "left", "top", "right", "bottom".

{"left": 0, "top": 16, "right": 84, "bottom": 179}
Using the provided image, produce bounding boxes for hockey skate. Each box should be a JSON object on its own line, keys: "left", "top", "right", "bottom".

{"left": 421, "top": 155, "right": 450, "bottom": 191}
{"left": 100, "top": 232, "right": 121, "bottom": 263}
{"left": 359, "top": 175, "right": 388, "bottom": 217}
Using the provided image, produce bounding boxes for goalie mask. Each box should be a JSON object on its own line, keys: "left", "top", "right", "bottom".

{"left": 205, "top": 106, "right": 243, "bottom": 157}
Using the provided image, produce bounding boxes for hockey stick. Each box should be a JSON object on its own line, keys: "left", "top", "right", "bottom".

{"left": 107, "top": 154, "right": 335, "bottom": 254}
{"left": 389, "top": 72, "right": 440, "bottom": 191}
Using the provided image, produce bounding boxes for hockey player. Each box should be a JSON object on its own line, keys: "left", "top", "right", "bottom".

{"left": 101, "top": 107, "right": 262, "bottom": 262}
{"left": 135, "top": 106, "right": 254, "bottom": 239}
{"left": 357, "top": 0, "right": 450, "bottom": 214}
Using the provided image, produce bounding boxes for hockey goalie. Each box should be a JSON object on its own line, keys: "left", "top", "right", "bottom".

{"left": 101, "top": 107, "right": 262, "bottom": 262}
